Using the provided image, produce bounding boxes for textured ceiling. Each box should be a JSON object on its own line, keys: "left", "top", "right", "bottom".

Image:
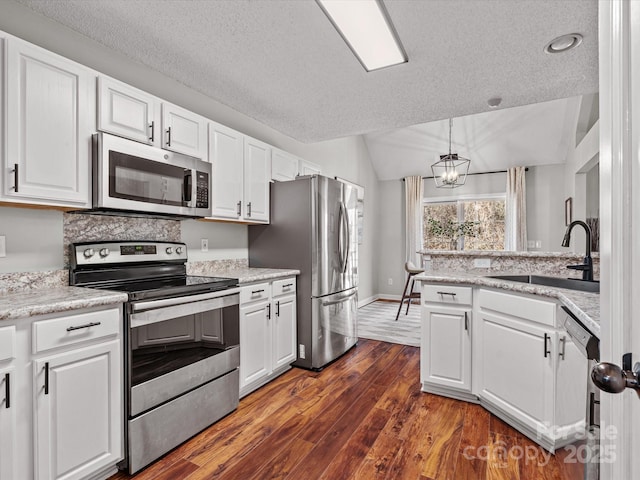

{"left": 365, "top": 96, "right": 582, "bottom": 181}
{"left": 15, "top": 0, "right": 598, "bottom": 145}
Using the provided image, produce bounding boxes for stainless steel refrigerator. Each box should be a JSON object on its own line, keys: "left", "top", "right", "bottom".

{"left": 248, "top": 175, "right": 358, "bottom": 370}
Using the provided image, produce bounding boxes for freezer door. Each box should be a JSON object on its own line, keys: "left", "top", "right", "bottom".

{"left": 311, "top": 288, "right": 358, "bottom": 369}
{"left": 313, "top": 176, "right": 344, "bottom": 297}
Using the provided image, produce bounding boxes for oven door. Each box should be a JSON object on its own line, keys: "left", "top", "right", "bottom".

{"left": 126, "top": 288, "right": 240, "bottom": 416}
{"left": 93, "top": 132, "right": 212, "bottom": 217}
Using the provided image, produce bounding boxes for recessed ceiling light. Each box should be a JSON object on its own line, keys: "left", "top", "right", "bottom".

{"left": 544, "top": 33, "right": 583, "bottom": 54}
{"left": 317, "top": 0, "right": 407, "bottom": 72}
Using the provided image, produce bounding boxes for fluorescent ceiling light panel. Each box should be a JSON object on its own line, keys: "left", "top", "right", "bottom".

{"left": 317, "top": 0, "right": 407, "bottom": 72}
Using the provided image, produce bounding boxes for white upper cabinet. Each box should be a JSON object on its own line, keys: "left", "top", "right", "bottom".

{"left": 298, "top": 159, "right": 322, "bottom": 177}
{"left": 97, "top": 76, "right": 207, "bottom": 159}
{"left": 97, "top": 76, "right": 157, "bottom": 145}
{"left": 271, "top": 149, "right": 299, "bottom": 182}
{"left": 208, "top": 122, "right": 244, "bottom": 220}
{"left": 161, "top": 103, "right": 207, "bottom": 159}
{"left": 243, "top": 136, "right": 271, "bottom": 223}
{"left": 4, "top": 38, "right": 94, "bottom": 207}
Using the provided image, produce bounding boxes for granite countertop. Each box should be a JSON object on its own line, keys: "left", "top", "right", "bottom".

{"left": 0, "top": 287, "right": 128, "bottom": 321}
{"left": 187, "top": 264, "right": 300, "bottom": 284}
{"left": 420, "top": 250, "right": 600, "bottom": 259}
{"left": 415, "top": 270, "right": 600, "bottom": 338}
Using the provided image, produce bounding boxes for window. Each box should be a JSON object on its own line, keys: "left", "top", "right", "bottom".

{"left": 423, "top": 196, "right": 505, "bottom": 250}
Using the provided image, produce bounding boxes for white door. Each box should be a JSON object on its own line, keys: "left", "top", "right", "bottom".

{"left": 421, "top": 306, "right": 471, "bottom": 392}
{"left": 0, "top": 367, "right": 15, "bottom": 480}
{"left": 477, "top": 312, "right": 554, "bottom": 434}
{"left": 243, "top": 136, "right": 271, "bottom": 223}
{"left": 272, "top": 295, "right": 297, "bottom": 370}
{"left": 599, "top": 2, "right": 640, "bottom": 479}
{"left": 161, "top": 103, "right": 207, "bottom": 159}
{"left": 208, "top": 122, "right": 244, "bottom": 220}
{"left": 239, "top": 301, "right": 271, "bottom": 389}
{"left": 97, "top": 76, "right": 158, "bottom": 145}
{"left": 5, "top": 39, "right": 93, "bottom": 206}
{"left": 33, "top": 341, "right": 122, "bottom": 480}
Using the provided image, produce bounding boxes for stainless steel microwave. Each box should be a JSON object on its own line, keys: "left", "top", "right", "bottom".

{"left": 92, "top": 132, "right": 211, "bottom": 217}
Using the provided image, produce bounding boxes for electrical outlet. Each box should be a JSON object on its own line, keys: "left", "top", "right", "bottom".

{"left": 299, "top": 344, "right": 306, "bottom": 359}
{"left": 535, "top": 240, "right": 542, "bottom": 249}
{"left": 0, "top": 236, "right": 5, "bottom": 258}
{"left": 388, "top": 278, "right": 393, "bottom": 285}
{"left": 527, "top": 240, "right": 536, "bottom": 249}
{"left": 201, "top": 238, "right": 208, "bottom": 252}
{"left": 473, "top": 258, "right": 491, "bottom": 268}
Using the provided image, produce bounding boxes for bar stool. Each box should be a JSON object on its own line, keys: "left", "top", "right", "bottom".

{"left": 395, "top": 261, "right": 425, "bottom": 321}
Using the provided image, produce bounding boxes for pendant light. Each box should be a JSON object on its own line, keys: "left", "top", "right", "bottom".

{"left": 431, "top": 118, "right": 470, "bottom": 188}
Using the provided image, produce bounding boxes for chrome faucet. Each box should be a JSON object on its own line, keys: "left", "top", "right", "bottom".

{"left": 561, "top": 220, "right": 594, "bottom": 281}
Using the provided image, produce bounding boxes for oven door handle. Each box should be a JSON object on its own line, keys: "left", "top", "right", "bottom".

{"left": 130, "top": 289, "right": 240, "bottom": 328}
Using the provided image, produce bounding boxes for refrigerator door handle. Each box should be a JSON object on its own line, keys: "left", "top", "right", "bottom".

{"left": 339, "top": 202, "right": 349, "bottom": 273}
{"left": 342, "top": 202, "right": 350, "bottom": 274}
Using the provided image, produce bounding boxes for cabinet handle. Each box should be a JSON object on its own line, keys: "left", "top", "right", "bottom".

{"left": 166, "top": 126, "right": 172, "bottom": 146}
{"left": 66, "top": 321, "right": 101, "bottom": 332}
{"left": 464, "top": 311, "right": 468, "bottom": 331}
{"left": 11, "top": 163, "right": 18, "bottom": 192}
{"left": 4, "top": 373, "right": 9, "bottom": 409}
{"left": 247, "top": 202, "right": 252, "bottom": 217}
{"left": 237, "top": 201, "right": 242, "bottom": 217}
{"left": 559, "top": 336, "right": 566, "bottom": 360}
{"left": 276, "top": 300, "right": 280, "bottom": 317}
{"left": 282, "top": 283, "right": 293, "bottom": 288}
{"left": 543, "top": 333, "right": 550, "bottom": 358}
{"left": 44, "top": 362, "right": 50, "bottom": 395}
{"left": 266, "top": 303, "right": 271, "bottom": 320}
{"left": 149, "top": 121, "right": 155, "bottom": 142}
{"left": 437, "top": 291, "right": 456, "bottom": 297}
{"left": 252, "top": 289, "right": 265, "bottom": 294}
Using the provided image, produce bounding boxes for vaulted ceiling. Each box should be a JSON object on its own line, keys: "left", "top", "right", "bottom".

{"left": 14, "top": 0, "right": 598, "bottom": 180}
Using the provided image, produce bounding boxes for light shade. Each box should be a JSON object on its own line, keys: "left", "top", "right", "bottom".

{"left": 431, "top": 154, "right": 470, "bottom": 188}
{"left": 317, "top": 0, "right": 407, "bottom": 72}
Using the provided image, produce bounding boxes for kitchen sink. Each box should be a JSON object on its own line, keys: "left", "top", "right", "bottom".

{"left": 487, "top": 274, "right": 600, "bottom": 293}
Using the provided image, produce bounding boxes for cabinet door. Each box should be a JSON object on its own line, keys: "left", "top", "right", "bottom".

{"left": 555, "top": 334, "right": 588, "bottom": 428}
{"left": 421, "top": 305, "right": 472, "bottom": 392}
{"left": 271, "top": 149, "right": 298, "bottom": 182}
{"left": 162, "top": 103, "right": 207, "bottom": 159}
{"left": 272, "top": 294, "right": 297, "bottom": 370}
{"left": 477, "top": 311, "right": 555, "bottom": 433}
{"left": 208, "top": 122, "right": 244, "bottom": 220}
{"left": 298, "top": 159, "right": 322, "bottom": 176}
{"left": 239, "top": 301, "right": 271, "bottom": 389}
{"left": 0, "top": 367, "right": 15, "bottom": 480}
{"left": 97, "top": 76, "right": 157, "bottom": 145}
{"left": 33, "top": 340, "right": 122, "bottom": 480}
{"left": 5, "top": 39, "right": 93, "bottom": 206}
{"left": 243, "top": 136, "right": 271, "bottom": 223}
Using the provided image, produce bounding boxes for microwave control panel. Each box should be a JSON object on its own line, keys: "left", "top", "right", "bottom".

{"left": 196, "top": 171, "right": 209, "bottom": 208}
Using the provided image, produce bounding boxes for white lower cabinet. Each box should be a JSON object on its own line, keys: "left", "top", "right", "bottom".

{"left": 33, "top": 340, "right": 122, "bottom": 480}
{"left": 0, "top": 306, "right": 123, "bottom": 480}
{"left": 419, "top": 282, "right": 587, "bottom": 452}
{"left": 239, "top": 278, "right": 297, "bottom": 397}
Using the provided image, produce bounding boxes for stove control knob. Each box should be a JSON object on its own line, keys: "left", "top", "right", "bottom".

{"left": 176, "top": 246, "right": 184, "bottom": 254}
{"left": 166, "top": 247, "right": 173, "bottom": 254}
{"left": 99, "top": 248, "right": 110, "bottom": 258}
{"left": 83, "top": 248, "right": 95, "bottom": 258}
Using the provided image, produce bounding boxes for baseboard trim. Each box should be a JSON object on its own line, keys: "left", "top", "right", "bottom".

{"left": 357, "top": 295, "right": 380, "bottom": 308}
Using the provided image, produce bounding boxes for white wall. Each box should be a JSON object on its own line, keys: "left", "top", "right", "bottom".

{"left": 525, "top": 164, "right": 567, "bottom": 252}
{"left": 0, "top": 2, "right": 381, "bottom": 300}
{"left": 377, "top": 180, "right": 405, "bottom": 298}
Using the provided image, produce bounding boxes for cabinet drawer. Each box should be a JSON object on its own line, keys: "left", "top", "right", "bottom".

{"left": 0, "top": 326, "right": 16, "bottom": 362}
{"left": 272, "top": 278, "right": 296, "bottom": 297}
{"left": 478, "top": 289, "right": 556, "bottom": 327}
{"left": 422, "top": 284, "right": 473, "bottom": 306}
{"left": 32, "top": 308, "right": 121, "bottom": 354}
{"left": 240, "top": 283, "right": 271, "bottom": 304}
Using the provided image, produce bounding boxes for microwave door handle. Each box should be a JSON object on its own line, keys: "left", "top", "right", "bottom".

{"left": 183, "top": 170, "right": 192, "bottom": 205}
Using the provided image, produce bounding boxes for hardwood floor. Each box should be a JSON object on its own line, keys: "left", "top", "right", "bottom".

{"left": 109, "top": 339, "right": 583, "bottom": 480}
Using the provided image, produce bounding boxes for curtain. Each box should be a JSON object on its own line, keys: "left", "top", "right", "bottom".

{"left": 405, "top": 176, "right": 424, "bottom": 266}
{"left": 505, "top": 166, "right": 527, "bottom": 251}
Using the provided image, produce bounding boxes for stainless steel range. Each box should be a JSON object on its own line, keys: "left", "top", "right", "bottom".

{"left": 69, "top": 241, "right": 240, "bottom": 474}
